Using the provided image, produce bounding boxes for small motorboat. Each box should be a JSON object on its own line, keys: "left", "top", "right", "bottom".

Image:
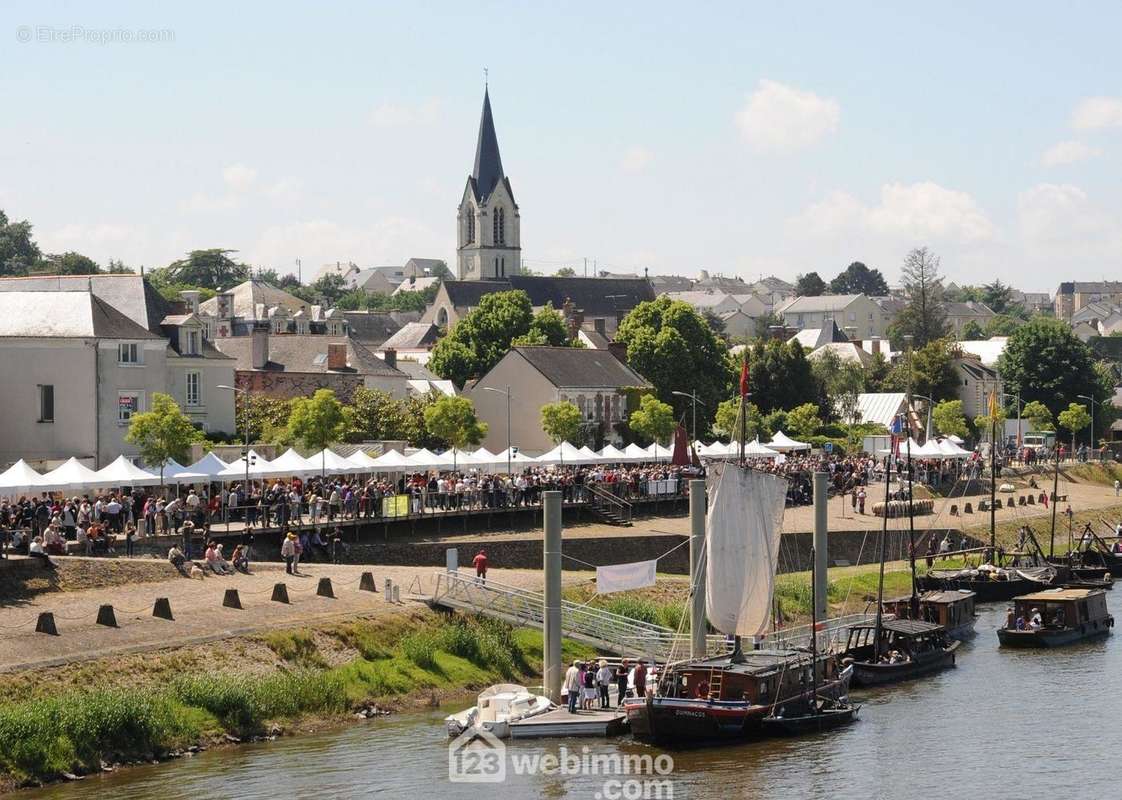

{"left": 445, "top": 683, "right": 554, "bottom": 738}
{"left": 762, "top": 698, "right": 861, "bottom": 736}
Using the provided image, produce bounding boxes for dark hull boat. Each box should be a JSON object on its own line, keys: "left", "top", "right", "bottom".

{"left": 841, "top": 619, "right": 959, "bottom": 688}
{"left": 917, "top": 569, "right": 1052, "bottom": 603}
{"left": 762, "top": 699, "right": 860, "bottom": 736}
{"left": 626, "top": 654, "right": 852, "bottom": 743}
{"left": 883, "top": 590, "right": 977, "bottom": 640}
{"left": 997, "top": 588, "right": 1114, "bottom": 648}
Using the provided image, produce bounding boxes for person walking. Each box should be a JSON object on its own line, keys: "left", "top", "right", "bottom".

{"left": 564, "top": 661, "right": 582, "bottom": 713}
{"left": 633, "top": 661, "right": 648, "bottom": 699}
{"left": 472, "top": 548, "right": 488, "bottom": 585}
{"left": 596, "top": 660, "right": 613, "bottom": 709}
{"left": 281, "top": 532, "right": 297, "bottom": 575}
{"left": 615, "top": 659, "right": 630, "bottom": 706}
{"left": 857, "top": 487, "right": 867, "bottom": 515}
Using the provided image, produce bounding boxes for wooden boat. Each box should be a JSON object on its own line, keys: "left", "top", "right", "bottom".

{"left": 445, "top": 684, "right": 554, "bottom": 738}
{"left": 762, "top": 697, "right": 860, "bottom": 735}
{"left": 883, "top": 589, "right": 977, "bottom": 639}
{"left": 916, "top": 566, "right": 1053, "bottom": 602}
{"left": 626, "top": 650, "right": 853, "bottom": 742}
{"left": 997, "top": 588, "right": 1114, "bottom": 648}
{"left": 840, "top": 619, "right": 959, "bottom": 687}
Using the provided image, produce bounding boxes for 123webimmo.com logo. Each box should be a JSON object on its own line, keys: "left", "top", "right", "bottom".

{"left": 449, "top": 729, "right": 676, "bottom": 798}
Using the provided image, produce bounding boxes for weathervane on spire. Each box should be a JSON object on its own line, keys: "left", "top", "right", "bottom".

{"left": 484, "top": 67, "right": 489, "bottom": 89}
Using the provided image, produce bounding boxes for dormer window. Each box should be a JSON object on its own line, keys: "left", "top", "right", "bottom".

{"left": 118, "top": 343, "right": 140, "bottom": 364}
{"left": 184, "top": 330, "right": 200, "bottom": 356}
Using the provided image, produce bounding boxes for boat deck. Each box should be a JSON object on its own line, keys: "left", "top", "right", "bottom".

{"left": 509, "top": 707, "right": 628, "bottom": 739}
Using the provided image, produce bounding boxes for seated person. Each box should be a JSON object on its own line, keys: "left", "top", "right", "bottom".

{"left": 1028, "top": 608, "right": 1042, "bottom": 629}
{"left": 231, "top": 544, "right": 250, "bottom": 574}
{"left": 167, "top": 545, "right": 190, "bottom": 577}
{"left": 28, "top": 536, "right": 57, "bottom": 570}
{"left": 203, "top": 542, "right": 231, "bottom": 575}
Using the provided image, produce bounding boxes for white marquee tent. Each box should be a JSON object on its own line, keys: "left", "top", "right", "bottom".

{"left": 0, "top": 459, "right": 47, "bottom": 495}
{"left": 767, "top": 431, "right": 810, "bottom": 452}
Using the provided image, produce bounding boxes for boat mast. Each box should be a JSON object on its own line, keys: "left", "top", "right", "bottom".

{"left": 989, "top": 383, "right": 997, "bottom": 563}
{"left": 904, "top": 335, "right": 918, "bottom": 612}
{"left": 872, "top": 417, "right": 894, "bottom": 663}
{"left": 1049, "top": 445, "right": 1060, "bottom": 558}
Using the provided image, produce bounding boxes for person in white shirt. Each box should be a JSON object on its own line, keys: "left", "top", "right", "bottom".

{"left": 595, "top": 660, "right": 615, "bottom": 709}
{"left": 563, "top": 661, "right": 582, "bottom": 714}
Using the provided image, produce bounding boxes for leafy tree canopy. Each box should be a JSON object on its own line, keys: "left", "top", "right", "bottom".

{"left": 540, "top": 400, "right": 583, "bottom": 445}
{"left": 785, "top": 402, "right": 822, "bottom": 438}
{"left": 960, "top": 320, "right": 986, "bottom": 341}
{"left": 829, "top": 261, "right": 889, "bottom": 296}
{"left": 287, "top": 389, "right": 346, "bottom": 452}
{"left": 713, "top": 399, "right": 761, "bottom": 441}
{"left": 884, "top": 338, "right": 960, "bottom": 402}
{"left": 125, "top": 393, "right": 205, "bottom": 480}
{"left": 794, "top": 271, "right": 827, "bottom": 297}
{"left": 0, "top": 209, "right": 41, "bottom": 277}
{"left": 744, "top": 338, "right": 821, "bottom": 414}
{"left": 164, "top": 248, "right": 249, "bottom": 290}
{"left": 1020, "top": 400, "right": 1054, "bottom": 431}
{"left": 628, "top": 394, "right": 676, "bottom": 445}
{"left": 931, "top": 399, "right": 969, "bottom": 439}
{"left": 887, "top": 246, "right": 950, "bottom": 347}
{"left": 423, "top": 395, "right": 488, "bottom": 451}
{"left": 38, "top": 251, "right": 100, "bottom": 275}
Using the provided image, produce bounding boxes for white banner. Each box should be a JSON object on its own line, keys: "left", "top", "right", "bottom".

{"left": 596, "top": 559, "right": 657, "bottom": 594}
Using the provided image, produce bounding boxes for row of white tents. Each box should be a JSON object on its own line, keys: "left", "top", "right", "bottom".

{"left": 0, "top": 431, "right": 825, "bottom": 495}
{"left": 875, "top": 437, "right": 973, "bottom": 459}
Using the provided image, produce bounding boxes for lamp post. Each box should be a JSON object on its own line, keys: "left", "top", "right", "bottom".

{"left": 1008, "top": 394, "right": 1026, "bottom": 452}
{"left": 482, "top": 386, "right": 513, "bottom": 476}
{"left": 1077, "top": 394, "right": 1095, "bottom": 457}
{"left": 672, "top": 390, "right": 700, "bottom": 444}
{"left": 217, "top": 384, "right": 252, "bottom": 521}
{"left": 911, "top": 393, "right": 935, "bottom": 442}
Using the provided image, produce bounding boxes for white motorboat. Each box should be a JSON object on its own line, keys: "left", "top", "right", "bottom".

{"left": 445, "top": 683, "right": 554, "bottom": 738}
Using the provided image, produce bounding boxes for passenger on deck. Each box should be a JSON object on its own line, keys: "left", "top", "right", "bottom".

{"left": 1029, "top": 608, "right": 1042, "bottom": 629}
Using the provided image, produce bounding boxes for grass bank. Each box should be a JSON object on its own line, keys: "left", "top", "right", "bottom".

{"left": 961, "top": 501, "right": 1122, "bottom": 550}
{"left": 0, "top": 608, "right": 594, "bottom": 790}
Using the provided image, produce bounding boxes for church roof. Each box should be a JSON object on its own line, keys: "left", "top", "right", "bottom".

{"left": 471, "top": 89, "right": 506, "bottom": 203}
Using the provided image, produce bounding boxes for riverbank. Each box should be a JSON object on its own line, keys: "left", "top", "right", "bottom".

{"left": 0, "top": 607, "right": 594, "bottom": 793}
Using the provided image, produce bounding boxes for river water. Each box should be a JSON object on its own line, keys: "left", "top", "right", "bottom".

{"left": 21, "top": 601, "right": 1120, "bottom": 800}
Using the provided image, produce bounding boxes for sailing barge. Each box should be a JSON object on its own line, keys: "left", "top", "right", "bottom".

{"left": 840, "top": 619, "right": 959, "bottom": 686}
{"left": 997, "top": 588, "right": 1114, "bottom": 647}
{"left": 883, "top": 589, "right": 977, "bottom": 639}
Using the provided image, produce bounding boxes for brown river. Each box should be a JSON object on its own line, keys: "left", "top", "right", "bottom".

{"left": 19, "top": 600, "right": 1120, "bottom": 800}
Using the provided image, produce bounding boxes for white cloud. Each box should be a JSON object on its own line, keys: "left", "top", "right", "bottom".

{"left": 620, "top": 146, "right": 654, "bottom": 173}
{"left": 1016, "top": 183, "right": 1122, "bottom": 259}
{"left": 38, "top": 222, "right": 153, "bottom": 266}
{"left": 265, "top": 177, "right": 302, "bottom": 205}
{"left": 1041, "top": 140, "right": 1101, "bottom": 167}
{"left": 734, "top": 80, "right": 840, "bottom": 154}
{"left": 246, "top": 216, "right": 446, "bottom": 270}
{"left": 222, "top": 163, "right": 258, "bottom": 191}
{"left": 1071, "top": 96, "right": 1122, "bottom": 130}
{"left": 793, "top": 181, "right": 995, "bottom": 243}
{"left": 369, "top": 98, "right": 441, "bottom": 128}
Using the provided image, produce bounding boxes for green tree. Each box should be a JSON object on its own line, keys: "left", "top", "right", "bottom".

{"left": 423, "top": 395, "right": 488, "bottom": 458}
{"left": 164, "top": 248, "right": 249, "bottom": 290}
{"left": 829, "top": 261, "right": 889, "bottom": 296}
{"left": 983, "top": 314, "right": 1024, "bottom": 337}
{"left": 1021, "top": 400, "right": 1054, "bottom": 431}
{"left": 980, "top": 280, "right": 1015, "bottom": 315}
{"left": 884, "top": 338, "right": 960, "bottom": 401}
{"left": 785, "top": 402, "right": 822, "bottom": 438}
{"left": 931, "top": 399, "right": 969, "bottom": 438}
{"left": 40, "top": 251, "right": 100, "bottom": 275}
{"left": 343, "top": 388, "right": 409, "bottom": 442}
{"left": 614, "top": 296, "right": 734, "bottom": 430}
{"left": 125, "top": 393, "right": 203, "bottom": 484}
{"left": 761, "top": 409, "right": 788, "bottom": 438}
{"left": 628, "top": 394, "right": 676, "bottom": 444}
{"left": 997, "top": 317, "right": 1111, "bottom": 421}
{"left": 540, "top": 401, "right": 583, "bottom": 446}
{"left": 1057, "top": 402, "right": 1091, "bottom": 451}
{"left": 287, "top": 389, "right": 346, "bottom": 461}
{"left": 0, "top": 210, "right": 41, "bottom": 276}
{"left": 960, "top": 320, "right": 985, "bottom": 341}
{"left": 400, "top": 392, "right": 448, "bottom": 450}
{"left": 713, "top": 399, "right": 761, "bottom": 441}
{"left": 305, "top": 273, "right": 348, "bottom": 306}
{"left": 513, "top": 303, "right": 570, "bottom": 346}
{"left": 106, "top": 259, "right": 134, "bottom": 274}
{"left": 794, "top": 271, "right": 827, "bottom": 297}
{"left": 427, "top": 339, "right": 478, "bottom": 388}
{"left": 746, "top": 338, "right": 822, "bottom": 414}
{"left": 555, "top": 266, "right": 576, "bottom": 277}
{"left": 888, "top": 247, "right": 950, "bottom": 347}
{"left": 810, "top": 347, "right": 865, "bottom": 423}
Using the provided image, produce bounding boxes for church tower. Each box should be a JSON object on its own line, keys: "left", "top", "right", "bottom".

{"left": 457, "top": 88, "right": 520, "bottom": 280}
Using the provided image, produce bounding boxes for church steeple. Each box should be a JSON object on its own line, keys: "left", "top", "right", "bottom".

{"left": 457, "top": 86, "right": 520, "bottom": 281}
{"left": 471, "top": 89, "right": 506, "bottom": 203}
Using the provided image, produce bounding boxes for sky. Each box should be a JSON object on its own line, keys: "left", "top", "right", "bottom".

{"left": 1, "top": 1, "right": 1120, "bottom": 292}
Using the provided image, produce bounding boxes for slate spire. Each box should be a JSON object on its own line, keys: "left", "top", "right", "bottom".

{"left": 472, "top": 88, "right": 505, "bottom": 201}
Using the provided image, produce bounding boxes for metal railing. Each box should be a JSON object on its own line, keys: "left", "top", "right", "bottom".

{"left": 587, "top": 484, "right": 633, "bottom": 525}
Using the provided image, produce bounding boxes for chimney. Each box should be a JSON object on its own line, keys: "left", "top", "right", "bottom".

{"left": 383, "top": 347, "right": 397, "bottom": 369}
{"left": 870, "top": 336, "right": 881, "bottom": 355}
{"left": 327, "top": 342, "right": 347, "bottom": 370}
{"left": 216, "top": 291, "right": 234, "bottom": 320}
{"left": 608, "top": 341, "right": 629, "bottom": 364}
{"left": 250, "top": 324, "right": 269, "bottom": 369}
{"left": 179, "top": 290, "right": 201, "bottom": 314}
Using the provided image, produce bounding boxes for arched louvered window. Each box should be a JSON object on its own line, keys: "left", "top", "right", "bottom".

{"left": 466, "top": 213, "right": 475, "bottom": 244}
{"left": 493, "top": 207, "right": 505, "bottom": 245}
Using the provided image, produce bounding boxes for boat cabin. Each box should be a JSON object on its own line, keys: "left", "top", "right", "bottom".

{"left": 843, "top": 619, "right": 947, "bottom": 662}
{"left": 884, "top": 590, "right": 976, "bottom": 631}
{"left": 663, "top": 651, "right": 838, "bottom": 704}
{"left": 1007, "top": 588, "right": 1110, "bottom": 631}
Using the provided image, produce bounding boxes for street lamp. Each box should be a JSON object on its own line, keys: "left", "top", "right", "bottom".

{"left": 1077, "top": 394, "right": 1095, "bottom": 455}
{"left": 217, "top": 384, "right": 252, "bottom": 501}
{"left": 482, "top": 386, "right": 513, "bottom": 476}
{"left": 672, "top": 390, "right": 700, "bottom": 444}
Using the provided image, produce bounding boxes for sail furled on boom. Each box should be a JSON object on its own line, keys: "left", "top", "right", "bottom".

{"left": 705, "top": 463, "right": 788, "bottom": 638}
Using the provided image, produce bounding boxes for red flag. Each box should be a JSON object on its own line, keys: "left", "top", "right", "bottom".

{"left": 739, "top": 358, "right": 750, "bottom": 398}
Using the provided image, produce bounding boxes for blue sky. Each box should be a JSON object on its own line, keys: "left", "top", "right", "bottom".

{"left": 2, "top": 1, "right": 1120, "bottom": 291}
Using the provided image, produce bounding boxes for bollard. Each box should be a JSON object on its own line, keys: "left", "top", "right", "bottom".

{"left": 384, "top": 578, "right": 393, "bottom": 601}
{"left": 316, "top": 577, "right": 335, "bottom": 598}
{"left": 359, "top": 571, "right": 377, "bottom": 592}
{"left": 222, "top": 588, "right": 243, "bottom": 609}
{"left": 392, "top": 585, "right": 400, "bottom": 604}
{"left": 271, "top": 583, "right": 290, "bottom": 604}
{"left": 35, "top": 612, "right": 58, "bottom": 636}
{"left": 1027, "top": 494, "right": 1035, "bottom": 505}
{"left": 96, "top": 604, "right": 118, "bottom": 628}
{"left": 152, "top": 597, "right": 174, "bottom": 620}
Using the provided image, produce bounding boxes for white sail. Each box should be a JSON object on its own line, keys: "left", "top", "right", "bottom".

{"left": 704, "top": 463, "right": 788, "bottom": 638}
